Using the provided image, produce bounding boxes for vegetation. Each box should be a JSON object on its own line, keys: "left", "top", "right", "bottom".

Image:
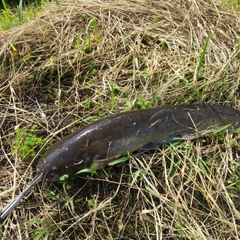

{"left": 0, "top": 0, "right": 239, "bottom": 239}
{"left": 0, "top": 0, "right": 59, "bottom": 30}
{"left": 12, "top": 124, "right": 45, "bottom": 161}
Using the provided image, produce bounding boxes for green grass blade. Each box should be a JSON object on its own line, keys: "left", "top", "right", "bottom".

{"left": 2, "top": 0, "right": 10, "bottom": 15}
{"left": 18, "top": 0, "right": 23, "bottom": 23}
{"left": 109, "top": 81, "right": 115, "bottom": 107}
{"left": 87, "top": 18, "right": 99, "bottom": 42}
{"left": 54, "top": 0, "right": 60, "bottom": 6}
{"left": 0, "top": 21, "right": 16, "bottom": 27}
{"left": 145, "top": 185, "right": 161, "bottom": 198}
{"left": 108, "top": 155, "right": 129, "bottom": 166}
{"left": 9, "top": 41, "right": 18, "bottom": 52}
{"left": 196, "top": 31, "right": 211, "bottom": 78}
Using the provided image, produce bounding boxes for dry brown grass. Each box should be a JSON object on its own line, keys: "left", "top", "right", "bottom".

{"left": 0, "top": 0, "right": 240, "bottom": 239}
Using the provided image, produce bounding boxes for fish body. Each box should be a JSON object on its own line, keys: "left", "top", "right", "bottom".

{"left": 37, "top": 104, "right": 240, "bottom": 181}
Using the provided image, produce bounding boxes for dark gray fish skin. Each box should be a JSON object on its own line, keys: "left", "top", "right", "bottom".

{"left": 37, "top": 104, "right": 240, "bottom": 181}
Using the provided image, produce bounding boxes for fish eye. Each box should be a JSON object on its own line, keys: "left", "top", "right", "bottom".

{"left": 52, "top": 166, "right": 58, "bottom": 172}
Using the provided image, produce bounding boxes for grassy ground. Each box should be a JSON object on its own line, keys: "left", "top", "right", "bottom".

{"left": 0, "top": 0, "right": 240, "bottom": 239}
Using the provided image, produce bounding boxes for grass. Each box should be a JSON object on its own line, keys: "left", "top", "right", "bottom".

{"left": 222, "top": 0, "right": 240, "bottom": 12}
{"left": 0, "top": 0, "right": 59, "bottom": 30}
{"left": 195, "top": 31, "right": 211, "bottom": 80}
{"left": 12, "top": 124, "right": 45, "bottom": 161}
{"left": 0, "top": 0, "right": 240, "bottom": 239}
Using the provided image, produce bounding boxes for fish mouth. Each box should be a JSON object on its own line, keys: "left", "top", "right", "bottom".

{"left": 44, "top": 172, "right": 60, "bottom": 182}
{"left": 37, "top": 164, "right": 61, "bottom": 182}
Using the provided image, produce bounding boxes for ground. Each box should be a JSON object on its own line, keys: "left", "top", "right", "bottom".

{"left": 0, "top": 0, "right": 240, "bottom": 239}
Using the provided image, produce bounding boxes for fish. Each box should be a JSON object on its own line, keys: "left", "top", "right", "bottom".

{"left": 37, "top": 104, "right": 240, "bottom": 181}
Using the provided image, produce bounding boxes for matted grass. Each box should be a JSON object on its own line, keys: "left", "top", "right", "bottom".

{"left": 0, "top": 0, "right": 239, "bottom": 239}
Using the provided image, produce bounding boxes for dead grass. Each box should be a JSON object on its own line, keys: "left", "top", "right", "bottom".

{"left": 0, "top": 0, "right": 240, "bottom": 239}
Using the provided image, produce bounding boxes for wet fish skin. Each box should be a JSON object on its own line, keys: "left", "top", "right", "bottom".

{"left": 37, "top": 104, "right": 240, "bottom": 181}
